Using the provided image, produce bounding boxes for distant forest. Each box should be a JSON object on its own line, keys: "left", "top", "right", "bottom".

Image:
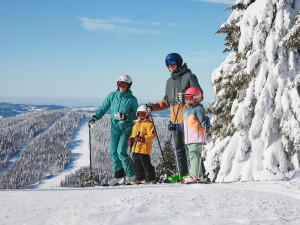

{"left": 0, "top": 109, "right": 170, "bottom": 189}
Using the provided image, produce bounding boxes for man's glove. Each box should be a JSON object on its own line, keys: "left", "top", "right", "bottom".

{"left": 202, "top": 116, "right": 211, "bottom": 131}
{"left": 168, "top": 123, "right": 180, "bottom": 131}
{"left": 115, "top": 112, "right": 129, "bottom": 120}
{"left": 134, "top": 136, "right": 145, "bottom": 143}
{"left": 88, "top": 118, "right": 96, "bottom": 125}
{"left": 145, "top": 102, "right": 153, "bottom": 112}
{"left": 127, "top": 138, "right": 135, "bottom": 148}
{"left": 176, "top": 93, "right": 184, "bottom": 104}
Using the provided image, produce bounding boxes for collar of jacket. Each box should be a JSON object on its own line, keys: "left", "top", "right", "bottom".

{"left": 170, "top": 63, "right": 191, "bottom": 80}
{"left": 186, "top": 102, "right": 202, "bottom": 109}
{"left": 116, "top": 89, "right": 133, "bottom": 97}
{"left": 137, "top": 118, "right": 150, "bottom": 123}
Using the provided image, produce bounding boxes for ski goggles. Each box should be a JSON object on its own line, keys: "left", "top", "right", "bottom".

{"left": 117, "top": 81, "right": 129, "bottom": 88}
{"left": 184, "top": 95, "right": 195, "bottom": 101}
{"left": 136, "top": 111, "right": 150, "bottom": 118}
{"left": 165, "top": 59, "right": 176, "bottom": 67}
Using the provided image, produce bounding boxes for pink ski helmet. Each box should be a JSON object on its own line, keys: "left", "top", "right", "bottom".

{"left": 184, "top": 87, "right": 203, "bottom": 104}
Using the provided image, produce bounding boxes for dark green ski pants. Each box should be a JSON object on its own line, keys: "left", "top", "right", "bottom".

{"left": 173, "top": 123, "right": 189, "bottom": 176}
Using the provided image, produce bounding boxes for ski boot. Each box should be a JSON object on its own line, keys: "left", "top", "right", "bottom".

{"left": 168, "top": 174, "right": 188, "bottom": 182}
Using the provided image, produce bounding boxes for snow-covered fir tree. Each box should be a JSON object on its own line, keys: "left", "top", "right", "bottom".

{"left": 205, "top": 0, "right": 300, "bottom": 182}
{"left": 155, "top": 137, "right": 177, "bottom": 183}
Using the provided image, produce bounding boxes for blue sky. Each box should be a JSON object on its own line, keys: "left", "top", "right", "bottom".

{"left": 0, "top": 0, "right": 234, "bottom": 107}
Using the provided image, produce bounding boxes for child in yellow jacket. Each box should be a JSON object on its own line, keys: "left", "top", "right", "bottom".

{"left": 128, "top": 105, "right": 156, "bottom": 184}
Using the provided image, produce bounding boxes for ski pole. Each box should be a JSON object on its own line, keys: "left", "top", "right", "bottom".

{"left": 88, "top": 124, "right": 95, "bottom": 187}
{"left": 89, "top": 124, "right": 92, "bottom": 178}
{"left": 148, "top": 111, "right": 167, "bottom": 170}
{"left": 170, "top": 105, "right": 182, "bottom": 179}
{"left": 197, "top": 123, "right": 206, "bottom": 183}
{"left": 171, "top": 130, "right": 181, "bottom": 179}
{"left": 122, "top": 122, "right": 141, "bottom": 184}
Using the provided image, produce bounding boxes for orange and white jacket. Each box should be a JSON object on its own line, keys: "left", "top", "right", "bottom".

{"left": 183, "top": 103, "right": 207, "bottom": 144}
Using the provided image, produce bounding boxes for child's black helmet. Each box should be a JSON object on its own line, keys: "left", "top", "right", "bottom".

{"left": 165, "top": 53, "right": 183, "bottom": 67}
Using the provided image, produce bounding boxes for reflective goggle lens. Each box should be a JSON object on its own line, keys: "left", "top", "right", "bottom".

{"left": 117, "top": 81, "right": 129, "bottom": 88}
{"left": 165, "top": 59, "right": 176, "bottom": 67}
{"left": 184, "top": 95, "right": 195, "bottom": 101}
{"left": 136, "top": 111, "right": 147, "bottom": 117}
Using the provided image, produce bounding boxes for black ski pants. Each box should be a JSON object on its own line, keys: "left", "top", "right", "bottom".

{"left": 132, "top": 153, "right": 156, "bottom": 181}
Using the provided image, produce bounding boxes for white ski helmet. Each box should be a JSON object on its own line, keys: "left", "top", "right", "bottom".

{"left": 136, "top": 104, "right": 150, "bottom": 118}
{"left": 137, "top": 104, "right": 147, "bottom": 112}
{"left": 117, "top": 75, "right": 132, "bottom": 90}
{"left": 117, "top": 75, "right": 132, "bottom": 84}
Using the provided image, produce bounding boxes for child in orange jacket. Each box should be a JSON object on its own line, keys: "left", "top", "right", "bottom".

{"left": 128, "top": 105, "right": 156, "bottom": 184}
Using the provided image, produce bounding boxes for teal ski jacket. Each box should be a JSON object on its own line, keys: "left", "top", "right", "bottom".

{"left": 93, "top": 90, "right": 138, "bottom": 128}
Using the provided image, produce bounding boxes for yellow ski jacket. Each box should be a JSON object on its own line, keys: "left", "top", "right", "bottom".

{"left": 130, "top": 119, "right": 156, "bottom": 155}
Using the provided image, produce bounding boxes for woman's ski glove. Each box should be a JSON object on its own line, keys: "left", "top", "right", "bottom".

{"left": 134, "top": 136, "right": 145, "bottom": 143}
{"left": 176, "top": 93, "right": 184, "bottom": 104}
{"left": 145, "top": 103, "right": 153, "bottom": 112}
{"left": 88, "top": 118, "right": 96, "bottom": 125}
{"left": 115, "top": 112, "right": 129, "bottom": 120}
{"left": 127, "top": 138, "right": 135, "bottom": 148}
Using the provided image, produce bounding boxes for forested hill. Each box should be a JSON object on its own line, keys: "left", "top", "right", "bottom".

{"left": 0, "top": 102, "right": 66, "bottom": 118}
{"left": 0, "top": 103, "right": 170, "bottom": 189}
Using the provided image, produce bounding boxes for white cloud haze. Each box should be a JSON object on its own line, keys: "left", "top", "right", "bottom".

{"left": 78, "top": 16, "right": 189, "bottom": 35}
{"left": 190, "top": 0, "right": 235, "bottom": 5}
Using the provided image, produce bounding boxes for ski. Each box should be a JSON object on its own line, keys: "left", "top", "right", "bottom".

{"left": 100, "top": 180, "right": 210, "bottom": 187}
{"left": 101, "top": 182, "right": 133, "bottom": 187}
{"left": 180, "top": 181, "right": 211, "bottom": 184}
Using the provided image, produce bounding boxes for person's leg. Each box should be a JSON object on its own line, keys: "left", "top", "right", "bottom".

{"left": 117, "top": 126, "right": 135, "bottom": 177}
{"left": 174, "top": 128, "right": 188, "bottom": 176}
{"left": 110, "top": 126, "right": 124, "bottom": 178}
{"left": 132, "top": 153, "right": 145, "bottom": 181}
{"left": 187, "top": 143, "right": 202, "bottom": 177}
{"left": 139, "top": 154, "right": 155, "bottom": 182}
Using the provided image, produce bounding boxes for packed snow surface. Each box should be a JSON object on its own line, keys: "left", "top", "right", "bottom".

{"left": 1, "top": 176, "right": 300, "bottom": 225}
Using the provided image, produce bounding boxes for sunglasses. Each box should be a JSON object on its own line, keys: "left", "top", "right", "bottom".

{"left": 136, "top": 111, "right": 149, "bottom": 118}
{"left": 117, "top": 81, "right": 129, "bottom": 88}
{"left": 165, "top": 59, "right": 176, "bottom": 67}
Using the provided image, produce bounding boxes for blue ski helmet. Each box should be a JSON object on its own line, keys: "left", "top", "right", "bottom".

{"left": 165, "top": 53, "right": 183, "bottom": 67}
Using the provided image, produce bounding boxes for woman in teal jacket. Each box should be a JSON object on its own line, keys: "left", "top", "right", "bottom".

{"left": 88, "top": 75, "right": 138, "bottom": 186}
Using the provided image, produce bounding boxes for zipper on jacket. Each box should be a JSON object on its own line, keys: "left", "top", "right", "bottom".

{"left": 132, "top": 122, "right": 142, "bottom": 153}
{"left": 172, "top": 88, "right": 174, "bottom": 102}
{"left": 117, "top": 96, "right": 122, "bottom": 112}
